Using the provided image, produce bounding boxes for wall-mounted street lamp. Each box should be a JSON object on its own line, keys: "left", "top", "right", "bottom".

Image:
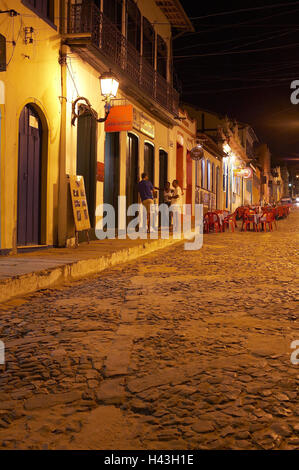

{"left": 71, "top": 69, "right": 119, "bottom": 126}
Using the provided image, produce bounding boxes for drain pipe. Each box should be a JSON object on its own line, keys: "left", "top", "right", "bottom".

{"left": 57, "top": 44, "right": 68, "bottom": 247}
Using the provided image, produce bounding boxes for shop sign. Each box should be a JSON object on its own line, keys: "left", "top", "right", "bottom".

{"left": 97, "top": 162, "right": 105, "bottom": 182}
{"left": 0, "top": 35, "right": 6, "bottom": 72}
{"left": 105, "top": 105, "right": 133, "bottom": 133}
{"left": 133, "top": 108, "right": 155, "bottom": 139}
{"left": 190, "top": 145, "right": 204, "bottom": 161}
{"left": 233, "top": 167, "right": 253, "bottom": 178}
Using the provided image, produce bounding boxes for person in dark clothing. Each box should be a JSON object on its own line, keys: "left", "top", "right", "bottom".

{"left": 138, "top": 173, "right": 154, "bottom": 233}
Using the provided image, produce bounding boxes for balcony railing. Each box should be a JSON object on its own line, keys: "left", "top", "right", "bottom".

{"left": 67, "top": 1, "right": 179, "bottom": 116}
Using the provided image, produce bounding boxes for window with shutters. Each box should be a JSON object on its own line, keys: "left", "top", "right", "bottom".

{"left": 103, "top": 0, "right": 123, "bottom": 31}
{"left": 126, "top": 0, "right": 141, "bottom": 52}
{"left": 22, "top": 1, "right": 55, "bottom": 27}
{"left": 142, "top": 17, "right": 155, "bottom": 67}
{"left": 201, "top": 159, "right": 205, "bottom": 189}
{"left": 157, "top": 34, "right": 167, "bottom": 79}
{"left": 0, "top": 35, "right": 6, "bottom": 72}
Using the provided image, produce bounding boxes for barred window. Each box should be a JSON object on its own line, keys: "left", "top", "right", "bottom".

{"left": 22, "top": 1, "right": 54, "bottom": 24}
{"left": 103, "top": 0, "right": 123, "bottom": 31}
{"left": 126, "top": 0, "right": 141, "bottom": 52}
{"left": 143, "top": 17, "right": 155, "bottom": 66}
{"left": 157, "top": 35, "right": 167, "bottom": 79}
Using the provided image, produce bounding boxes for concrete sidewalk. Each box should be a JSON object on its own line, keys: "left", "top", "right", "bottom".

{"left": 0, "top": 235, "right": 183, "bottom": 303}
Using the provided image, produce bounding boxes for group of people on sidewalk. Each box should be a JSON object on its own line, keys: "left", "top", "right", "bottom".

{"left": 137, "top": 173, "right": 184, "bottom": 232}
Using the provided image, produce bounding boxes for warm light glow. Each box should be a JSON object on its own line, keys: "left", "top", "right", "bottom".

{"left": 223, "top": 144, "right": 231, "bottom": 154}
{"left": 99, "top": 70, "right": 119, "bottom": 98}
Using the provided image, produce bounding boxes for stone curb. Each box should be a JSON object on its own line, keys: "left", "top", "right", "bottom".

{"left": 0, "top": 236, "right": 183, "bottom": 304}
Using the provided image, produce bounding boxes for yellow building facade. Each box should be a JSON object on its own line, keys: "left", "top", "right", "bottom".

{"left": 184, "top": 105, "right": 261, "bottom": 212}
{"left": 0, "top": 0, "right": 61, "bottom": 253}
{"left": 0, "top": 0, "right": 194, "bottom": 253}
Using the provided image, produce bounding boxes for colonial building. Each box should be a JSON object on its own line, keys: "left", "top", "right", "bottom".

{"left": 0, "top": 0, "right": 61, "bottom": 254}
{"left": 280, "top": 166, "right": 290, "bottom": 198}
{"left": 173, "top": 108, "right": 197, "bottom": 214}
{"left": 256, "top": 143, "right": 272, "bottom": 204}
{"left": 0, "top": 0, "right": 194, "bottom": 253}
{"left": 183, "top": 105, "right": 260, "bottom": 212}
{"left": 270, "top": 166, "right": 283, "bottom": 204}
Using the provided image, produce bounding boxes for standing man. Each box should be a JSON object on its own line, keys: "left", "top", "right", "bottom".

{"left": 171, "top": 179, "right": 184, "bottom": 231}
{"left": 138, "top": 173, "right": 154, "bottom": 233}
{"left": 171, "top": 179, "right": 184, "bottom": 208}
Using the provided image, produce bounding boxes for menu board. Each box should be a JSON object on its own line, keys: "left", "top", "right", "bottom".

{"left": 69, "top": 175, "right": 91, "bottom": 232}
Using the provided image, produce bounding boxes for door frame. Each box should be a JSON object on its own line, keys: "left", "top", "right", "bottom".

{"left": 126, "top": 132, "right": 139, "bottom": 219}
{"left": 16, "top": 102, "right": 48, "bottom": 247}
{"left": 76, "top": 110, "right": 98, "bottom": 230}
{"left": 158, "top": 148, "right": 168, "bottom": 205}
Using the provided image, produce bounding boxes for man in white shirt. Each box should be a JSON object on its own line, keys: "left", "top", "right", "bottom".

{"left": 171, "top": 179, "right": 184, "bottom": 208}
{"left": 171, "top": 180, "right": 184, "bottom": 232}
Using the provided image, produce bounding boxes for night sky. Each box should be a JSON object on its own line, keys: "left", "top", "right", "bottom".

{"left": 174, "top": 0, "right": 299, "bottom": 169}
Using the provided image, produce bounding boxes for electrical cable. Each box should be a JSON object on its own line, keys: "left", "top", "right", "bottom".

{"left": 188, "top": 2, "right": 299, "bottom": 20}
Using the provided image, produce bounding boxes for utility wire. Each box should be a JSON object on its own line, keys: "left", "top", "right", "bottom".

{"left": 174, "top": 41, "right": 299, "bottom": 59}
{"left": 183, "top": 82, "right": 295, "bottom": 94}
{"left": 176, "top": 5, "right": 299, "bottom": 37}
{"left": 174, "top": 28, "right": 295, "bottom": 52}
{"left": 189, "top": 1, "right": 299, "bottom": 20}
{"left": 6, "top": 14, "right": 23, "bottom": 66}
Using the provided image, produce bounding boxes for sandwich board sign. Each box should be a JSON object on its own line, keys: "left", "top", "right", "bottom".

{"left": 69, "top": 176, "right": 91, "bottom": 240}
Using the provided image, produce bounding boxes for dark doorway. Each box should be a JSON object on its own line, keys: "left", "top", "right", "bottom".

{"left": 176, "top": 143, "right": 184, "bottom": 188}
{"left": 159, "top": 149, "right": 168, "bottom": 204}
{"left": 126, "top": 133, "right": 139, "bottom": 220}
{"left": 104, "top": 132, "right": 120, "bottom": 225}
{"left": 77, "top": 111, "right": 97, "bottom": 228}
{"left": 17, "top": 105, "right": 42, "bottom": 246}
{"left": 144, "top": 142, "right": 154, "bottom": 184}
{"left": 216, "top": 166, "right": 220, "bottom": 209}
{"left": 186, "top": 151, "right": 192, "bottom": 206}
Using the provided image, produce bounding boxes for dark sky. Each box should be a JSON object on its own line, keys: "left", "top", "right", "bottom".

{"left": 175, "top": 0, "right": 299, "bottom": 169}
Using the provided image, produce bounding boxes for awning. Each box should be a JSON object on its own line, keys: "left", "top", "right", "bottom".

{"left": 155, "top": 0, "right": 194, "bottom": 32}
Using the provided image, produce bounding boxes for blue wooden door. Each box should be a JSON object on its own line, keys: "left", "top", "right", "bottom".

{"left": 17, "top": 105, "right": 42, "bottom": 246}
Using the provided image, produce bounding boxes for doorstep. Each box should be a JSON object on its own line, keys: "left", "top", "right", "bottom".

{"left": 0, "top": 235, "right": 184, "bottom": 304}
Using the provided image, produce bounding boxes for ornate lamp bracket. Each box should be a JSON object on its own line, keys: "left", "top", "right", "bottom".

{"left": 71, "top": 97, "right": 111, "bottom": 126}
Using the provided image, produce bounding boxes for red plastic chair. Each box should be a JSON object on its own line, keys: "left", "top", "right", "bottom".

{"left": 223, "top": 212, "right": 236, "bottom": 232}
{"left": 242, "top": 210, "right": 257, "bottom": 232}
{"left": 263, "top": 211, "right": 276, "bottom": 231}
{"left": 204, "top": 212, "right": 222, "bottom": 233}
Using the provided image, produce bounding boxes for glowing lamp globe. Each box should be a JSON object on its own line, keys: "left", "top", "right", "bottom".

{"left": 99, "top": 70, "right": 119, "bottom": 99}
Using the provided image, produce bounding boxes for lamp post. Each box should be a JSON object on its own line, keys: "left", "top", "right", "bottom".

{"left": 71, "top": 69, "right": 119, "bottom": 126}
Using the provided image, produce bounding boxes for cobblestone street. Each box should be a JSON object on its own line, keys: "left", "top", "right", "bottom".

{"left": 0, "top": 209, "right": 298, "bottom": 450}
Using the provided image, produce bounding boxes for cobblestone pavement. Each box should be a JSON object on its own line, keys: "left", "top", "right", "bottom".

{"left": 0, "top": 209, "right": 298, "bottom": 450}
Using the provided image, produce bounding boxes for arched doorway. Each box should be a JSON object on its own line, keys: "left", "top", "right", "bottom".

{"left": 159, "top": 149, "right": 168, "bottom": 205}
{"left": 176, "top": 143, "right": 184, "bottom": 188}
{"left": 77, "top": 111, "right": 97, "bottom": 229}
{"left": 17, "top": 104, "right": 45, "bottom": 246}
{"left": 126, "top": 133, "right": 139, "bottom": 222}
{"left": 186, "top": 151, "right": 192, "bottom": 206}
{"left": 144, "top": 142, "right": 154, "bottom": 184}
